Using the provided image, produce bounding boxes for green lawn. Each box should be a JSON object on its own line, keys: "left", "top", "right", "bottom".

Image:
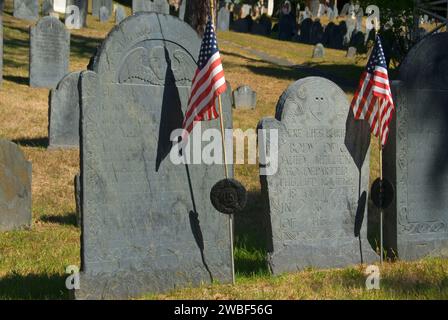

{"left": 0, "top": 1, "right": 447, "bottom": 299}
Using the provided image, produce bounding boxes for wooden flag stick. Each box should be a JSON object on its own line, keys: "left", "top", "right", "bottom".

{"left": 211, "top": 0, "right": 235, "bottom": 285}
{"left": 378, "top": 99, "right": 384, "bottom": 265}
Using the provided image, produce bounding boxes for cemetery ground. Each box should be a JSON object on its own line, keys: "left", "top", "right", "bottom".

{"left": 0, "top": 5, "right": 447, "bottom": 300}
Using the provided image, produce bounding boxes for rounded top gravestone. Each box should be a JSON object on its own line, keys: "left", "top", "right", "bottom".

{"left": 261, "top": 77, "right": 375, "bottom": 274}
{"left": 77, "top": 12, "right": 233, "bottom": 299}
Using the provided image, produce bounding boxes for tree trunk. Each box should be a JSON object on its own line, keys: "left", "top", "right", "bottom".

{"left": 183, "top": 0, "right": 217, "bottom": 35}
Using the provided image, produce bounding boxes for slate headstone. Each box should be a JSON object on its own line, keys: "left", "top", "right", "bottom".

{"left": 99, "top": 6, "right": 109, "bottom": 22}
{"left": 259, "top": 77, "right": 375, "bottom": 273}
{"left": 217, "top": 6, "right": 230, "bottom": 31}
{"left": 233, "top": 85, "right": 256, "bottom": 109}
{"left": 14, "top": 0, "right": 39, "bottom": 20}
{"left": 75, "top": 13, "right": 233, "bottom": 299}
{"left": 92, "top": 0, "right": 112, "bottom": 17}
{"left": 132, "top": 0, "right": 169, "bottom": 15}
{"left": 312, "top": 43, "right": 324, "bottom": 58}
{"left": 48, "top": 71, "right": 81, "bottom": 149}
{"left": 384, "top": 33, "right": 448, "bottom": 260}
{"left": 30, "top": 16, "right": 70, "bottom": 88}
{"left": 66, "top": 0, "right": 87, "bottom": 27}
{"left": 115, "top": 5, "right": 126, "bottom": 25}
{"left": 346, "top": 46, "right": 357, "bottom": 58}
{"left": 0, "top": 140, "right": 32, "bottom": 232}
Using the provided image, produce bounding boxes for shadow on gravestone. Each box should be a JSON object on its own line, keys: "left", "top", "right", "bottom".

{"left": 75, "top": 12, "right": 233, "bottom": 299}
{"left": 260, "top": 77, "right": 376, "bottom": 274}
{"left": 0, "top": 139, "right": 32, "bottom": 232}
{"left": 383, "top": 33, "right": 448, "bottom": 261}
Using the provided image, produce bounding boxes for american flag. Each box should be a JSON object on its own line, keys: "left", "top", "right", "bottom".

{"left": 182, "top": 18, "right": 227, "bottom": 136}
{"left": 351, "top": 36, "right": 395, "bottom": 146}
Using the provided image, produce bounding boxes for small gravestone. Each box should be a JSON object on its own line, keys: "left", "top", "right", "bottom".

{"left": 312, "top": 43, "right": 324, "bottom": 58}
{"left": 30, "top": 16, "right": 69, "bottom": 88}
{"left": 66, "top": 0, "right": 87, "bottom": 27}
{"left": 0, "top": 140, "right": 32, "bottom": 232}
{"left": 48, "top": 71, "right": 81, "bottom": 149}
{"left": 346, "top": 46, "right": 357, "bottom": 58}
{"left": 41, "top": 0, "right": 53, "bottom": 15}
{"left": 0, "top": 13, "right": 2, "bottom": 86}
{"left": 99, "top": 6, "right": 109, "bottom": 22}
{"left": 217, "top": 6, "right": 230, "bottom": 31}
{"left": 75, "top": 13, "right": 233, "bottom": 299}
{"left": 14, "top": 0, "right": 39, "bottom": 20}
{"left": 132, "top": 0, "right": 169, "bottom": 15}
{"left": 233, "top": 85, "right": 256, "bottom": 109}
{"left": 92, "top": 0, "right": 112, "bottom": 17}
{"left": 259, "top": 77, "right": 375, "bottom": 273}
{"left": 115, "top": 5, "right": 126, "bottom": 25}
{"left": 384, "top": 33, "right": 448, "bottom": 260}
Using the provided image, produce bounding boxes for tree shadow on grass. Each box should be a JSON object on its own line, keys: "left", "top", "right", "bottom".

{"left": 12, "top": 137, "right": 49, "bottom": 148}
{"left": 70, "top": 33, "right": 103, "bottom": 61}
{"left": 0, "top": 274, "right": 69, "bottom": 299}
{"left": 234, "top": 191, "right": 270, "bottom": 276}
{"left": 39, "top": 212, "right": 78, "bottom": 227}
{"left": 2, "top": 74, "right": 28, "bottom": 85}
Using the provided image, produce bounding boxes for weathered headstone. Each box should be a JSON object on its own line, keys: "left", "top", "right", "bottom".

{"left": 75, "top": 13, "right": 233, "bottom": 299}
{"left": 259, "top": 77, "right": 375, "bottom": 273}
{"left": 92, "top": 0, "right": 112, "bottom": 17}
{"left": 312, "top": 43, "right": 324, "bottom": 58}
{"left": 217, "top": 6, "right": 230, "bottom": 31}
{"left": 0, "top": 140, "right": 32, "bottom": 232}
{"left": 99, "top": 6, "right": 109, "bottom": 22}
{"left": 14, "top": 0, "right": 39, "bottom": 20}
{"left": 30, "top": 16, "right": 69, "bottom": 88}
{"left": 48, "top": 71, "right": 80, "bottom": 149}
{"left": 346, "top": 46, "right": 357, "bottom": 58}
{"left": 41, "top": 0, "right": 53, "bottom": 15}
{"left": 384, "top": 33, "right": 448, "bottom": 260}
{"left": 115, "top": 5, "right": 126, "bottom": 25}
{"left": 233, "top": 85, "right": 256, "bottom": 109}
{"left": 66, "top": 0, "right": 87, "bottom": 27}
{"left": 132, "top": 0, "right": 169, "bottom": 15}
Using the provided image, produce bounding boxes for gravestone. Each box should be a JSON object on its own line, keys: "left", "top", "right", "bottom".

{"left": 115, "top": 5, "right": 126, "bottom": 25}
{"left": 346, "top": 46, "right": 357, "bottom": 58}
{"left": 233, "top": 85, "right": 256, "bottom": 109}
{"left": 92, "top": 0, "right": 112, "bottom": 17}
{"left": 384, "top": 33, "right": 448, "bottom": 260}
{"left": 30, "top": 16, "right": 69, "bottom": 88}
{"left": 41, "top": 0, "right": 53, "bottom": 15}
{"left": 66, "top": 0, "right": 87, "bottom": 27}
{"left": 217, "top": 6, "right": 230, "bottom": 31}
{"left": 99, "top": 6, "right": 109, "bottom": 22}
{"left": 178, "top": 0, "right": 185, "bottom": 20}
{"left": 48, "top": 71, "right": 81, "bottom": 149}
{"left": 75, "top": 13, "right": 233, "bottom": 299}
{"left": 14, "top": 0, "right": 39, "bottom": 20}
{"left": 312, "top": 43, "right": 324, "bottom": 58}
{"left": 132, "top": 0, "right": 169, "bottom": 15}
{"left": 0, "top": 13, "right": 2, "bottom": 87}
{"left": 345, "top": 17, "right": 356, "bottom": 46}
{"left": 0, "top": 140, "right": 32, "bottom": 232}
{"left": 259, "top": 77, "right": 375, "bottom": 273}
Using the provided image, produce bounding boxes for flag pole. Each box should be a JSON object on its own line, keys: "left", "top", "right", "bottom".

{"left": 378, "top": 99, "right": 384, "bottom": 265}
{"left": 210, "top": 0, "right": 236, "bottom": 285}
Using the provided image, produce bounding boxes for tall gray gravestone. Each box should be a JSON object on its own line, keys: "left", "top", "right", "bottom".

{"left": 132, "top": 0, "right": 169, "bottom": 15}
{"left": 66, "top": 0, "right": 87, "bottom": 27}
{"left": 0, "top": 139, "right": 32, "bottom": 232}
{"left": 75, "top": 12, "right": 233, "bottom": 299}
{"left": 217, "top": 6, "right": 230, "bottom": 31}
{"left": 29, "top": 16, "right": 69, "bottom": 88}
{"left": 259, "top": 77, "right": 375, "bottom": 274}
{"left": 384, "top": 33, "right": 448, "bottom": 260}
{"left": 48, "top": 71, "right": 81, "bottom": 149}
{"left": 92, "top": 0, "right": 112, "bottom": 17}
{"left": 14, "top": 0, "right": 39, "bottom": 20}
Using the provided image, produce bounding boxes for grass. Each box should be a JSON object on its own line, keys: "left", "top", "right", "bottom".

{"left": 0, "top": 1, "right": 446, "bottom": 299}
